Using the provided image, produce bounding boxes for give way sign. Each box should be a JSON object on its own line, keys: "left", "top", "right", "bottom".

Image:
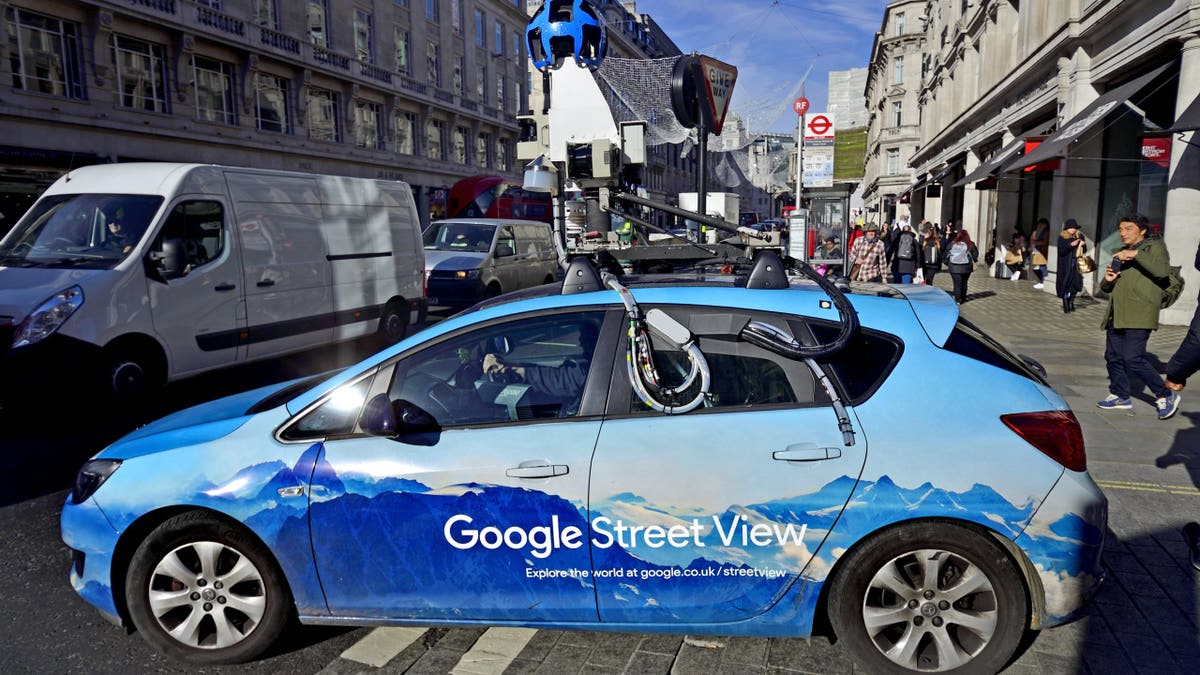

{"left": 698, "top": 55, "right": 738, "bottom": 135}
{"left": 804, "top": 113, "right": 836, "bottom": 141}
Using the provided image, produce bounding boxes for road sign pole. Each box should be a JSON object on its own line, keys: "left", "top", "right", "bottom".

{"left": 698, "top": 118, "right": 708, "bottom": 223}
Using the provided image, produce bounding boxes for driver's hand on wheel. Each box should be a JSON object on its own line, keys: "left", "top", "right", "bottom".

{"left": 483, "top": 353, "right": 524, "bottom": 379}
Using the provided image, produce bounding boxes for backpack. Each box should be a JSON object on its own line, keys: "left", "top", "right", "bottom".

{"left": 949, "top": 242, "right": 970, "bottom": 265}
{"left": 1159, "top": 265, "right": 1185, "bottom": 309}
{"left": 897, "top": 233, "right": 916, "bottom": 261}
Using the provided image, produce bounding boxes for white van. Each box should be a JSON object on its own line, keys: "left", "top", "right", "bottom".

{"left": 0, "top": 163, "right": 425, "bottom": 401}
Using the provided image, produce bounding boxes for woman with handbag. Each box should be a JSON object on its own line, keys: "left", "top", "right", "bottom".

{"left": 1031, "top": 217, "right": 1051, "bottom": 288}
{"left": 943, "top": 229, "right": 979, "bottom": 304}
{"left": 1056, "top": 218, "right": 1086, "bottom": 313}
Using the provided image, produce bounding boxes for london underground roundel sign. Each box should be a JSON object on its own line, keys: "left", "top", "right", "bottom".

{"left": 807, "top": 114, "right": 832, "bottom": 137}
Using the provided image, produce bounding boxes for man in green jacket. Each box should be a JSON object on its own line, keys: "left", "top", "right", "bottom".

{"left": 1097, "top": 214, "right": 1181, "bottom": 419}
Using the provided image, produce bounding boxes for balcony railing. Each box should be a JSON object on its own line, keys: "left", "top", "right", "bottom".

{"left": 433, "top": 89, "right": 454, "bottom": 103}
{"left": 397, "top": 74, "right": 427, "bottom": 95}
{"left": 260, "top": 26, "right": 300, "bottom": 55}
{"left": 134, "top": 0, "right": 176, "bottom": 13}
{"left": 460, "top": 99, "right": 478, "bottom": 112}
{"left": 314, "top": 46, "right": 350, "bottom": 70}
{"left": 360, "top": 62, "right": 393, "bottom": 84}
{"left": 195, "top": 6, "right": 244, "bottom": 37}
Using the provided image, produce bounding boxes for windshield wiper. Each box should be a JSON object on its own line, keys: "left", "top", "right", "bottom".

{"left": 51, "top": 256, "right": 110, "bottom": 267}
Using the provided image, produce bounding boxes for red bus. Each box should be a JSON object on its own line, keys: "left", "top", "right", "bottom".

{"left": 446, "top": 175, "right": 553, "bottom": 223}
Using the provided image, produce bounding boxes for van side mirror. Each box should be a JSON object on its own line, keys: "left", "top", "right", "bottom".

{"left": 361, "top": 394, "right": 441, "bottom": 441}
{"left": 495, "top": 243, "right": 514, "bottom": 257}
{"left": 148, "top": 238, "right": 187, "bottom": 281}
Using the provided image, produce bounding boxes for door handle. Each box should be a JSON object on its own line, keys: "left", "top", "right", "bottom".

{"left": 256, "top": 279, "right": 275, "bottom": 287}
{"left": 506, "top": 464, "right": 569, "bottom": 479}
{"left": 214, "top": 283, "right": 236, "bottom": 292}
{"left": 773, "top": 445, "right": 842, "bottom": 462}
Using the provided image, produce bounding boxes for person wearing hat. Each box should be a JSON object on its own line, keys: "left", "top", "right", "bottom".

{"left": 847, "top": 222, "right": 888, "bottom": 283}
{"left": 1056, "top": 218, "right": 1085, "bottom": 313}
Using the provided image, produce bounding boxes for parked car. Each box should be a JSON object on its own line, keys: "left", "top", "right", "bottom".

{"left": 422, "top": 218, "right": 558, "bottom": 310}
{"left": 61, "top": 260, "right": 1105, "bottom": 672}
{"left": 0, "top": 163, "right": 426, "bottom": 403}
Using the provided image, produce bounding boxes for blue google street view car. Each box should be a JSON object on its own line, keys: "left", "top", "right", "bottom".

{"left": 62, "top": 258, "right": 1106, "bottom": 673}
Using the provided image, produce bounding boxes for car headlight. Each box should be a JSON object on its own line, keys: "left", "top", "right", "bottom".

{"left": 70, "top": 459, "right": 122, "bottom": 504}
{"left": 454, "top": 269, "right": 481, "bottom": 280}
{"left": 12, "top": 285, "right": 84, "bottom": 348}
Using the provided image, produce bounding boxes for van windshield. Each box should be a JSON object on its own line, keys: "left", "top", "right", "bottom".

{"left": 0, "top": 194, "right": 163, "bottom": 269}
{"left": 423, "top": 222, "right": 496, "bottom": 253}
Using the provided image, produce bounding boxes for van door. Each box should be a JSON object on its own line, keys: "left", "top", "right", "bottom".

{"left": 492, "top": 224, "right": 521, "bottom": 294}
{"left": 226, "top": 172, "right": 333, "bottom": 359}
{"left": 147, "top": 198, "right": 246, "bottom": 377}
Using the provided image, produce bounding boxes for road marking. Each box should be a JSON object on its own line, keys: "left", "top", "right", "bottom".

{"left": 340, "top": 626, "right": 428, "bottom": 667}
{"left": 450, "top": 626, "right": 537, "bottom": 674}
{"left": 1095, "top": 479, "right": 1200, "bottom": 496}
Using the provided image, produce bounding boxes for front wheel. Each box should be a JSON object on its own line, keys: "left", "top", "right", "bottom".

{"left": 828, "top": 521, "right": 1029, "bottom": 674}
{"left": 377, "top": 300, "right": 408, "bottom": 344}
{"left": 125, "top": 512, "right": 292, "bottom": 664}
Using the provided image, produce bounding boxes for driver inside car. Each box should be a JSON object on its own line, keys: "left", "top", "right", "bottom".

{"left": 482, "top": 322, "right": 599, "bottom": 400}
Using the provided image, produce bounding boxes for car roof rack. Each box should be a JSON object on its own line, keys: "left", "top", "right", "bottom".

{"left": 744, "top": 251, "right": 789, "bottom": 290}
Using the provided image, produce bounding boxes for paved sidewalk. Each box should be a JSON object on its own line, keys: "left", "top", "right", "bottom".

{"left": 929, "top": 269, "right": 1200, "bottom": 674}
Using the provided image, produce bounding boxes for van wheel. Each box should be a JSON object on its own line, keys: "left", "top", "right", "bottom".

{"left": 486, "top": 283, "right": 502, "bottom": 298}
{"left": 103, "top": 347, "right": 162, "bottom": 405}
{"left": 377, "top": 301, "right": 408, "bottom": 344}
{"left": 543, "top": 274, "right": 556, "bottom": 285}
{"left": 125, "top": 511, "right": 292, "bottom": 664}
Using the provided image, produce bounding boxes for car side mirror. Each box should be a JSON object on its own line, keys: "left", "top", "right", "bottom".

{"left": 361, "top": 394, "right": 441, "bottom": 441}
{"left": 148, "top": 238, "right": 187, "bottom": 281}
{"left": 496, "top": 243, "right": 514, "bottom": 257}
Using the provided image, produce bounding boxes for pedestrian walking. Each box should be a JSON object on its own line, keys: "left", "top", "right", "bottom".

{"left": 920, "top": 223, "right": 942, "bottom": 286}
{"left": 1031, "top": 217, "right": 1051, "bottom": 289}
{"left": 1096, "top": 214, "right": 1181, "bottom": 420}
{"left": 893, "top": 224, "right": 919, "bottom": 283}
{"left": 1056, "top": 219, "right": 1085, "bottom": 313}
{"left": 1004, "top": 233, "right": 1026, "bottom": 281}
{"left": 847, "top": 222, "right": 888, "bottom": 283}
{"left": 943, "top": 229, "right": 979, "bottom": 304}
{"left": 1164, "top": 238, "right": 1200, "bottom": 394}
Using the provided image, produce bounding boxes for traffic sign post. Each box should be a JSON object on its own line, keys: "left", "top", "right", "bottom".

{"left": 793, "top": 97, "right": 809, "bottom": 116}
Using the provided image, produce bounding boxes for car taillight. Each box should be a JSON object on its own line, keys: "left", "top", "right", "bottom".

{"left": 1000, "top": 411, "right": 1086, "bottom": 471}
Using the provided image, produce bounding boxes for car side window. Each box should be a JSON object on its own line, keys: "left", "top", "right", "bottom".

{"left": 497, "top": 226, "right": 516, "bottom": 255}
{"left": 626, "top": 312, "right": 824, "bottom": 414}
{"left": 160, "top": 200, "right": 225, "bottom": 272}
{"left": 388, "top": 311, "right": 605, "bottom": 426}
{"left": 802, "top": 319, "right": 902, "bottom": 404}
{"left": 280, "top": 373, "right": 376, "bottom": 441}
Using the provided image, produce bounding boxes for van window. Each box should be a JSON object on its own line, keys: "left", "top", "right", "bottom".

{"left": 160, "top": 200, "right": 225, "bottom": 272}
{"left": 496, "top": 225, "right": 516, "bottom": 255}
{"left": 0, "top": 193, "right": 163, "bottom": 269}
{"left": 423, "top": 221, "right": 495, "bottom": 252}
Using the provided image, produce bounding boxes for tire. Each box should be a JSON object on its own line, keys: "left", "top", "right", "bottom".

{"left": 125, "top": 512, "right": 292, "bottom": 664}
{"left": 377, "top": 301, "right": 408, "bottom": 344}
{"left": 102, "top": 346, "right": 161, "bottom": 405}
{"left": 485, "top": 282, "right": 502, "bottom": 298}
{"left": 827, "top": 521, "right": 1029, "bottom": 674}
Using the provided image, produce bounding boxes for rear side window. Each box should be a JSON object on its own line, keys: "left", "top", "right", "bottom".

{"left": 804, "top": 320, "right": 902, "bottom": 404}
{"left": 943, "top": 317, "right": 1047, "bottom": 385}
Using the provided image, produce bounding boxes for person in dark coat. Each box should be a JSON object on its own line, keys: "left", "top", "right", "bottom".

{"left": 943, "top": 229, "right": 978, "bottom": 304}
{"left": 893, "top": 224, "right": 919, "bottom": 283}
{"left": 1164, "top": 237, "right": 1200, "bottom": 393}
{"left": 1056, "top": 219, "right": 1085, "bottom": 312}
{"left": 920, "top": 222, "right": 942, "bottom": 285}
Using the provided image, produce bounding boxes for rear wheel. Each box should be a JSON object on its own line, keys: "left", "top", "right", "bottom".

{"left": 125, "top": 512, "right": 292, "bottom": 664}
{"left": 828, "top": 521, "right": 1028, "bottom": 674}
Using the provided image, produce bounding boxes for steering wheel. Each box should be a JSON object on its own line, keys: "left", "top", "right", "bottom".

{"left": 424, "top": 381, "right": 458, "bottom": 419}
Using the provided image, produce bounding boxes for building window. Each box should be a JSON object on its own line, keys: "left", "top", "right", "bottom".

{"left": 426, "top": 119, "right": 445, "bottom": 160}
{"left": 394, "top": 110, "right": 416, "bottom": 154}
{"left": 476, "top": 132, "right": 490, "bottom": 167}
{"left": 494, "top": 21, "right": 503, "bottom": 55}
{"left": 426, "top": 0, "right": 439, "bottom": 23}
{"left": 5, "top": 8, "right": 86, "bottom": 99}
{"left": 891, "top": 101, "right": 902, "bottom": 127}
{"left": 477, "top": 63, "right": 487, "bottom": 100}
{"left": 512, "top": 30, "right": 521, "bottom": 59}
{"left": 427, "top": 41, "right": 440, "bottom": 87}
{"left": 497, "top": 138, "right": 510, "bottom": 171}
{"left": 394, "top": 27, "right": 409, "bottom": 73}
{"left": 255, "top": 0, "right": 278, "bottom": 29}
{"left": 307, "top": 88, "right": 340, "bottom": 142}
{"left": 886, "top": 148, "right": 899, "bottom": 176}
{"left": 112, "top": 35, "right": 168, "bottom": 112}
{"left": 496, "top": 74, "right": 505, "bottom": 111}
{"left": 941, "top": 26, "right": 948, "bottom": 48}
{"left": 474, "top": 9, "right": 486, "bottom": 48}
{"left": 355, "top": 100, "right": 384, "bottom": 149}
{"left": 453, "top": 126, "right": 468, "bottom": 164}
{"left": 193, "top": 56, "right": 236, "bottom": 125}
{"left": 453, "top": 55, "right": 463, "bottom": 95}
{"left": 960, "top": 0, "right": 970, "bottom": 16}
{"left": 895, "top": 12, "right": 905, "bottom": 35}
{"left": 355, "top": 10, "right": 374, "bottom": 63}
{"left": 308, "top": 0, "right": 328, "bottom": 47}
{"left": 892, "top": 56, "right": 903, "bottom": 85}
{"left": 255, "top": 72, "right": 290, "bottom": 133}
{"left": 451, "top": 0, "right": 462, "bottom": 34}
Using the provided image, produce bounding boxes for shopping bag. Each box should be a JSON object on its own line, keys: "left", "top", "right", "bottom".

{"left": 914, "top": 268, "right": 925, "bottom": 284}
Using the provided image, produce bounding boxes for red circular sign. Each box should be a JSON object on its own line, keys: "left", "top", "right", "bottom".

{"left": 807, "top": 115, "right": 832, "bottom": 136}
{"left": 793, "top": 97, "right": 810, "bottom": 115}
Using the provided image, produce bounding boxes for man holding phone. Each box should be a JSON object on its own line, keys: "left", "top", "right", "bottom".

{"left": 1096, "top": 214, "right": 1181, "bottom": 419}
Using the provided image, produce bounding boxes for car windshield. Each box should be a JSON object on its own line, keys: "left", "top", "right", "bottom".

{"left": 423, "top": 222, "right": 496, "bottom": 252}
{"left": 0, "top": 193, "right": 163, "bottom": 269}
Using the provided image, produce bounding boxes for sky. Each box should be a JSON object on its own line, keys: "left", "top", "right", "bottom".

{"left": 639, "top": 0, "right": 894, "bottom": 134}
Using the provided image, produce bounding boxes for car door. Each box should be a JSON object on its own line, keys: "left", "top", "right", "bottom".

{"left": 587, "top": 305, "right": 867, "bottom": 624}
{"left": 146, "top": 197, "right": 247, "bottom": 377}
{"left": 303, "top": 309, "right": 619, "bottom": 621}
